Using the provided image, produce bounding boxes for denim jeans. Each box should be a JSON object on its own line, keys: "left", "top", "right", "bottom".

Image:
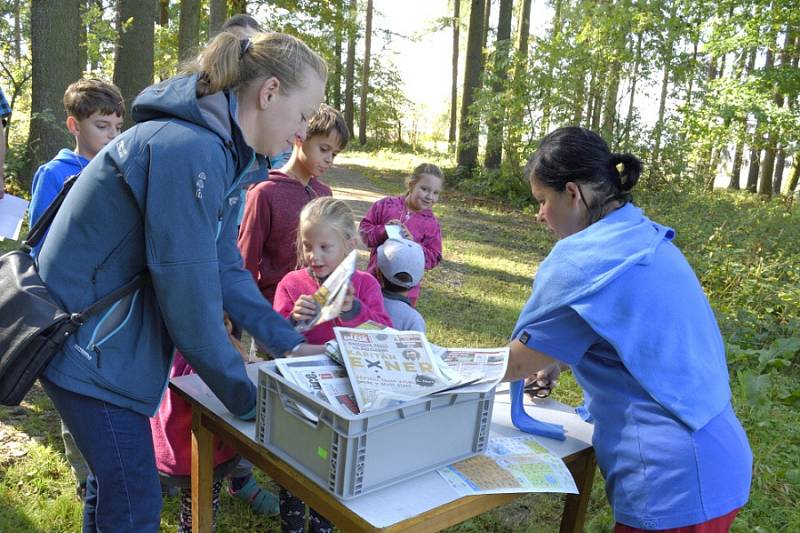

{"left": 41, "top": 378, "right": 162, "bottom": 532}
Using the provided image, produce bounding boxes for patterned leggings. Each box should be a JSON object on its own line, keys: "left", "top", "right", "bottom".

{"left": 279, "top": 488, "right": 333, "bottom": 533}
{"left": 178, "top": 480, "right": 223, "bottom": 533}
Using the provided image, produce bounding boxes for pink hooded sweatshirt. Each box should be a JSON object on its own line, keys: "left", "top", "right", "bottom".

{"left": 359, "top": 195, "right": 442, "bottom": 303}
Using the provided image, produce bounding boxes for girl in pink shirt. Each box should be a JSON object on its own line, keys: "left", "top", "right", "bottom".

{"left": 273, "top": 197, "right": 391, "bottom": 532}
{"left": 359, "top": 163, "right": 443, "bottom": 305}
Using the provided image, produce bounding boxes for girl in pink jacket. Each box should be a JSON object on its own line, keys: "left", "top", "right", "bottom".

{"left": 359, "top": 163, "right": 443, "bottom": 305}
{"left": 273, "top": 197, "right": 391, "bottom": 533}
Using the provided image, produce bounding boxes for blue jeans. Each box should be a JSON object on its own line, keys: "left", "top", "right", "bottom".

{"left": 41, "top": 378, "right": 162, "bottom": 532}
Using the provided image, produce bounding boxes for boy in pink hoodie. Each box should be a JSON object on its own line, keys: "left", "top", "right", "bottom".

{"left": 238, "top": 104, "right": 349, "bottom": 303}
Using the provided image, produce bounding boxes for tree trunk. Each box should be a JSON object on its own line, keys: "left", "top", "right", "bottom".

{"left": 483, "top": 0, "right": 512, "bottom": 169}
{"left": 78, "top": 1, "right": 87, "bottom": 74}
{"left": 601, "top": 62, "right": 620, "bottom": 144}
{"left": 26, "top": 0, "right": 82, "bottom": 189}
{"left": 757, "top": 44, "right": 776, "bottom": 196}
{"left": 728, "top": 48, "right": 755, "bottom": 190}
{"left": 332, "top": 0, "right": 343, "bottom": 110}
{"left": 590, "top": 63, "right": 604, "bottom": 130}
{"left": 622, "top": 31, "right": 643, "bottom": 146}
{"left": 229, "top": 0, "right": 247, "bottom": 14}
{"left": 649, "top": 55, "right": 671, "bottom": 182}
{"left": 344, "top": 0, "right": 357, "bottom": 137}
{"left": 456, "top": 0, "right": 486, "bottom": 176}
{"left": 114, "top": 0, "right": 155, "bottom": 129}
{"left": 358, "top": 0, "right": 373, "bottom": 145}
{"left": 482, "top": 0, "right": 491, "bottom": 49}
{"left": 539, "top": 0, "right": 562, "bottom": 137}
{"left": 505, "top": 0, "right": 531, "bottom": 170}
{"left": 209, "top": 0, "right": 227, "bottom": 37}
{"left": 728, "top": 140, "right": 744, "bottom": 190}
{"left": 13, "top": 0, "right": 21, "bottom": 62}
{"left": 786, "top": 157, "right": 800, "bottom": 195}
{"left": 745, "top": 143, "right": 760, "bottom": 193}
{"left": 771, "top": 28, "right": 795, "bottom": 194}
{"left": 159, "top": 0, "right": 169, "bottom": 27}
{"left": 449, "top": 0, "right": 460, "bottom": 147}
{"left": 178, "top": 0, "right": 201, "bottom": 62}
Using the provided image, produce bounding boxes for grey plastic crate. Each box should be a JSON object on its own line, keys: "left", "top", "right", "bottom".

{"left": 255, "top": 361, "right": 494, "bottom": 500}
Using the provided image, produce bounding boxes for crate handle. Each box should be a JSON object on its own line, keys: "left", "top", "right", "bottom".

{"left": 277, "top": 387, "right": 322, "bottom": 428}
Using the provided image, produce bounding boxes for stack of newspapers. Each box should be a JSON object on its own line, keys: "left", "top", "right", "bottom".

{"left": 275, "top": 324, "right": 509, "bottom": 416}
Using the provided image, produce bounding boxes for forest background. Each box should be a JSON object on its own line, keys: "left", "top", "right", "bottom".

{"left": 0, "top": 0, "right": 799, "bottom": 531}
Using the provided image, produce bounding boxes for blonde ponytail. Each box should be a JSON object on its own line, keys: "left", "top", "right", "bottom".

{"left": 185, "top": 31, "right": 328, "bottom": 98}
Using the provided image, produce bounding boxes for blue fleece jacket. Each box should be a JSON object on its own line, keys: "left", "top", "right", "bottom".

{"left": 37, "top": 74, "right": 305, "bottom": 417}
{"left": 29, "top": 149, "right": 88, "bottom": 255}
{"left": 512, "top": 203, "right": 731, "bottom": 431}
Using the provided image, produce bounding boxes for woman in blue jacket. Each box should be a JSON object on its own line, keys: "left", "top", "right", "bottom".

{"left": 37, "top": 32, "right": 327, "bottom": 531}
{"left": 505, "top": 127, "right": 752, "bottom": 532}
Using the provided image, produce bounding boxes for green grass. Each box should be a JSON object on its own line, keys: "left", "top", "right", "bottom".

{"left": 1, "top": 148, "right": 798, "bottom": 531}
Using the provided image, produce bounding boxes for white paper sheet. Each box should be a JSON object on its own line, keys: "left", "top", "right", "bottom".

{"left": 0, "top": 193, "right": 29, "bottom": 241}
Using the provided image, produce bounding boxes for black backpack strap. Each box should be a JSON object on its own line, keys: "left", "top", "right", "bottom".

{"left": 23, "top": 174, "right": 80, "bottom": 250}
{"left": 74, "top": 272, "right": 151, "bottom": 324}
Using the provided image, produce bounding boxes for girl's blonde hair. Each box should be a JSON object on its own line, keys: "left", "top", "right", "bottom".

{"left": 296, "top": 197, "right": 359, "bottom": 267}
{"left": 184, "top": 31, "right": 328, "bottom": 97}
{"left": 405, "top": 163, "right": 444, "bottom": 194}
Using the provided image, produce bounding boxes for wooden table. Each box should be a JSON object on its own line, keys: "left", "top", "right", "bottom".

{"left": 171, "top": 365, "right": 596, "bottom": 533}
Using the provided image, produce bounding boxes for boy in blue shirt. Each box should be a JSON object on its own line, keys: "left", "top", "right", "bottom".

{"left": 29, "top": 78, "right": 124, "bottom": 254}
{"left": 27, "top": 78, "right": 124, "bottom": 498}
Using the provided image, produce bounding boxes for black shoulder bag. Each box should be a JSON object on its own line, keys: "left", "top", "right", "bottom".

{"left": 0, "top": 175, "right": 149, "bottom": 405}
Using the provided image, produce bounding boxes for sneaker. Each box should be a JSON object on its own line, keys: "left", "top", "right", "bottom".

{"left": 228, "top": 475, "right": 280, "bottom": 517}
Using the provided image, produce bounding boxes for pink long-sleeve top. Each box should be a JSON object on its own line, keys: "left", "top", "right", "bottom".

{"left": 273, "top": 268, "right": 393, "bottom": 344}
{"left": 359, "top": 195, "right": 443, "bottom": 303}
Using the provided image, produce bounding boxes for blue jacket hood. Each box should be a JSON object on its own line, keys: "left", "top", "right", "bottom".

{"left": 37, "top": 74, "right": 303, "bottom": 418}
{"left": 513, "top": 203, "right": 731, "bottom": 431}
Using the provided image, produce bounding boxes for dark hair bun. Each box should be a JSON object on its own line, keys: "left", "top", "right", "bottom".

{"left": 611, "top": 153, "right": 642, "bottom": 191}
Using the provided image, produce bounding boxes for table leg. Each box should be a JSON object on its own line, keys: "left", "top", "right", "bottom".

{"left": 560, "top": 449, "right": 597, "bottom": 533}
{"left": 191, "top": 410, "right": 214, "bottom": 533}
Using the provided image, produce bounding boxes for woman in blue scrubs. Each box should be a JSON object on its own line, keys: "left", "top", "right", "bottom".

{"left": 505, "top": 127, "right": 752, "bottom": 532}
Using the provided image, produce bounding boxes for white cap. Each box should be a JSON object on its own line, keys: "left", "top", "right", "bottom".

{"left": 376, "top": 238, "right": 425, "bottom": 289}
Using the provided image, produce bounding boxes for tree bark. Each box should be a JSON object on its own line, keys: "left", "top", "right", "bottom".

{"left": 482, "top": 0, "right": 491, "bottom": 49}
{"left": 456, "top": 0, "right": 486, "bottom": 175}
{"left": 728, "top": 48, "right": 755, "bottom": 190}
{"left": 449, "top": 0, "right": 460, "bottom": 146}
{"left": 344, "top": 0, "right": 357, "bottom": 137}
{"left": 178, "top": 0, "right": 202, "bottom": 62}
{"left": 114, "top": 0, "right": 155, "bottom": 129}
{"left": 506, "top": 0, "right": 531, "bottom": 170}
{"left": 771, "top": 27, "right": 795, "bottom": 194}
{"left": 209, "top": 0, "right": 227, "bottom": 37}
{"left": 539, "top": 0, "right": 562, "bottom": 137}
{"left": 26, "top": 0, "right": 82, "bottom": 189}
{"left": 757, "top": 43, "right": 776, "bottom": 196}
{"left": 332, "top": 0, "right": 343, "bottom": 110}
{"left": 159, "top": 0, "right": 169, "bottom": 27}
{"left": 358, "top": 0, "right": 373, "bottom": 145}
{"left": 483, "top": 0, "right": 512, "bottom": 169}
{"left": 622, "top": 31, "right": 643, "bottom": 146}
{"left": 13, "top": 0, "right": 22, "bottom": 62}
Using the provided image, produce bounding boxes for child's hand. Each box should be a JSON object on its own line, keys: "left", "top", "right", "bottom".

{"left": 340, "top": 283, "right": 356, "bottom": 313}
{"left": 386, "top": 219, "right": 402, "bottom": 226}
{"left": 400, "top": 224, "right": 413, "bottom": 240}
{"left": 291, "top": 295, "right": 319, "bottom": 322}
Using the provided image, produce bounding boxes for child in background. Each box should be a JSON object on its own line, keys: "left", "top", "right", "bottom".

{"left": 273, "top": 197, "right": 391, "bottom": 533}
{"left": 150, "top": 316, "right": 256, "bottom": 532}
{"left": 238, "top": 104, "right": 348, "bottom": 304}
{"left": 27, "top": 78, "right": 124, "bottom": 499}
{"left": 376, "top": 238, "right": 427, "bottom": 332}
{"left": 359, "top": 163, "right": 444, "bottom": 305}
{"left": 29, "top": 79, "right": 124, "bottom": 251}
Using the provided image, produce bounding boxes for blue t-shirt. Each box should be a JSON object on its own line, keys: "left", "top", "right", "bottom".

{"left": 518, "top": 307, "right": 751, "bottom": 529}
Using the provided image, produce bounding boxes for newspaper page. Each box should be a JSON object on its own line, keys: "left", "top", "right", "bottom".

{"left": 274, "top": 355, "right": 348, "bottom": 421}
{"left": 437, "top": 432, "right": 578, "bottom": 495}
{"left": 334, "top": 327, "right": 464, "bottom": 412}
{"left": 317, "top": 375, "right": 359, "bottom": 415}
{"left": 433, "top": 347, "right": 510, "bottom": 394}
{"left": 295, "top": 250, "right": 357, "bottom": 332}
{"left": 324, "top": 321, "right": 390, "bottom": 365}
